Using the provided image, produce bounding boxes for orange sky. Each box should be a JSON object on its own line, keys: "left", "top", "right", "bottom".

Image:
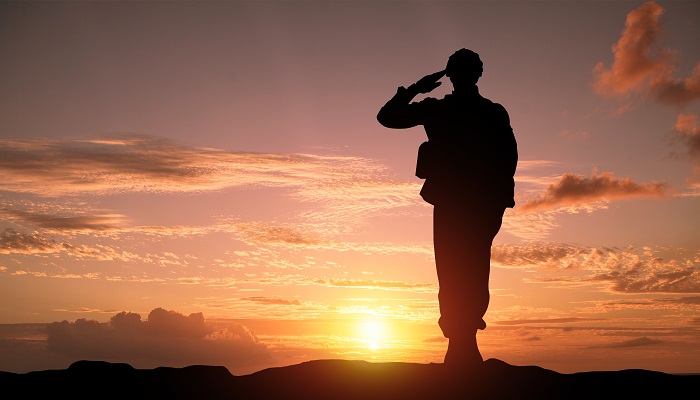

{"left": 1, "top": 1, "right": 699, "bottom": 375}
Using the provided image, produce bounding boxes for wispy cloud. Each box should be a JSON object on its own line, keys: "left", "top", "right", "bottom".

{"left": 590, "top": 337, "right": 662, "bottom": 349}
{"left": 518, "top": 172, "right": 670, "bottom": 212}
{"left": 232, "top": 222, "right": 322, "bottom": 246}
{"left": 0, "top": 229, "right": 59, "bottom": 254}
{"left": 598, "top": 262, "right": 700, "bottom": 294}
{"left": 314, "top": 278, "right": 436, "bottom": 293}
{"left": 0, "top": 135, "right": 408, "bottom": 196}
{"left": 0, "top": 227, "right": 188, "bottom": 268}
{"left": 493, "top": 317, "right": 604, "bottom": 326}
{"left": 492, "top": 243, "right": 589, "bottom": 270}
{"left": 589, "top": 296, "right": 700, "bottom": 313}
{"left": 3, "top": 209, "right": 126, "bottom": 232}
{"left": 656, "top": 296, "right": 700, "bottom": 306}
{"left": 0, "top": 135, "right": 424, "bottom": 228}
{"left": 51, "top": 307, "right": 118, "bottom": 314}
{"left": 494, "top": 243, "right": 700, "bottom": 294}
{"left": 228, "top": 221, "right": 432, "bottom": 257}
{"left": 593, "top": 1, "right": 700, "bottom": 107}
{"left": 240, "top": 297, "right": 302, "bottom": 306}
{"left": 499, "top": 208, "right": 561, "bottom": 241}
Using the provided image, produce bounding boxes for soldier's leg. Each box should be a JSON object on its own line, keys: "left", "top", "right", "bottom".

{"left": 433, "top": 205, "right": 504, "bottom": 365}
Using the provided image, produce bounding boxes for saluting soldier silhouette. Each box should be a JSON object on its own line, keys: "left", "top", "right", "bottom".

{"left": 378, "top": 49, "right": 517, "bottom": 367}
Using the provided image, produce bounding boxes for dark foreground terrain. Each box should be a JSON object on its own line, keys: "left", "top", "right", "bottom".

{"left": 2, "top": 358, "right": 697, "bottom": 399}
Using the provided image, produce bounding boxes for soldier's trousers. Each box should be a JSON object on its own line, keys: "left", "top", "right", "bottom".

{"left": 433, "top": 204, "right": 505, "bottom": 338}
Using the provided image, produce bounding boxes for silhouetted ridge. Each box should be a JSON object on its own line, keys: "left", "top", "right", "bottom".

{"left": 1, "top": 359, "right": 697, "bottom": 399}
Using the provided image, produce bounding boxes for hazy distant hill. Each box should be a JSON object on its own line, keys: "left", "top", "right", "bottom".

{"left": 1, "top": 358, "right": 697, "bottom": 399}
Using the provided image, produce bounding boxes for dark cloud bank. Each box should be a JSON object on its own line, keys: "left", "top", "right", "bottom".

{"left": 46, "top": 308, "right": 270, "bottom": 371}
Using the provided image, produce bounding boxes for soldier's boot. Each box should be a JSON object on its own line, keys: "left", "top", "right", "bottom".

{"left": 443, "top": 331, "right": 483, "bottom": 367}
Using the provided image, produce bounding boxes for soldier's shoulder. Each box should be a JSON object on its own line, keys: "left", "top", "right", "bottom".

{"left": 478, "top": 95, "right": 498, "bottom": 107}
{"left": 486, "top": 100, "right": 509, "bottom": 116}
{"left": 479, "top": 99, "right": 510, "bottom": 125}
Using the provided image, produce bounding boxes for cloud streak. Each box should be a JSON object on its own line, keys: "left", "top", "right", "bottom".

{"left": 493, "top": 243, "right": 700, "bottom": 294}
{"left": 3, "top": 209, "right": 126, "bottom": 232}
{"left": 0, "top": 135, "right": 424, "bottom": 228}
{"left": 492, "top": 243, "right": 590, "bottom": 270}
{"left": 591, "top": 337, "right": 662, "bottom": 349}
{"left": 0, "top": 135, "right": 408, "bottom": 195}
{"left": 0, "top": 229, "right": 59, "bottom": 254}
{"left": 316, "top": 278, "right": 436, "bottom": 293}
{"left": 241, "top": 297, "right": 302, "bottom": 306}
{"left": 228, "top": 221, "right": 432, "bottom": 257}
{"left": 593, "top": 1, "right": 700, "bottom": 107}
{"left": 493, "top": 317, "right": 604, "bottom": 326}
{"left": 599, "top": 262, "right": 700, "bottom": 294}
{"left": 518, "top": 172, "right": 669, "bottom": 212}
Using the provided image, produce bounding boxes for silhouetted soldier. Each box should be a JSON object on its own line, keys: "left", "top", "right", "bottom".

{"left": 377, "top": 49, "right": 517, "bottom": 367}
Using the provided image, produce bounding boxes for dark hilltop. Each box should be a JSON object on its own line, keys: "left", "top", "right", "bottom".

{"left": 2, "top": 358, "right": 698, "bottom": 399}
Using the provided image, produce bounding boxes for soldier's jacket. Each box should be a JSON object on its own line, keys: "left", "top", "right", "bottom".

{"left": 377, "top": 85, "right": 517, "bottom": 209}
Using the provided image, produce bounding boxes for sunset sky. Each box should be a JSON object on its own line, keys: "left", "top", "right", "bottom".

{"left": 1, "top": 1, "right": 699, "bottom": 375}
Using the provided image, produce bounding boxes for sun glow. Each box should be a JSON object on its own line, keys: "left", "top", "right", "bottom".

{"left": 360, "top": 320, "right": 387, "bottom": 351}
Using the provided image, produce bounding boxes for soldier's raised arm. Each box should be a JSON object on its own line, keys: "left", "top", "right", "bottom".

{"left": 377, "top": 70, "right": 445, "bottom": 129}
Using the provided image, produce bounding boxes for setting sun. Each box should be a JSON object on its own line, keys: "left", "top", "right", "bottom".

{"left": 360, "top": 320, "right": 387, "bottom": 351}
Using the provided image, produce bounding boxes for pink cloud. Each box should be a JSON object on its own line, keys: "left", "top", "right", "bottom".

{"left": 672, "top": 113, "right": 700, "bottom": 186}
{"left": 593, "top": 1, "right": 700, "bottom": 107}
{"left": 518, "top": 172, "right": 670, "bottom": 212}
{"left": 652, "top": 64, "right": 700, "bottom": 107}
{"left": 674, "top": 113, "right": 700, "bottom": 160}
{"left": 593, "top": 2, "right": 667, "bottom": 95}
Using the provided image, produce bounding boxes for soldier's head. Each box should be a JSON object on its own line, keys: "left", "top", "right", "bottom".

{"left": 445, "top": 49, "right": 483, "bottom": 87}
